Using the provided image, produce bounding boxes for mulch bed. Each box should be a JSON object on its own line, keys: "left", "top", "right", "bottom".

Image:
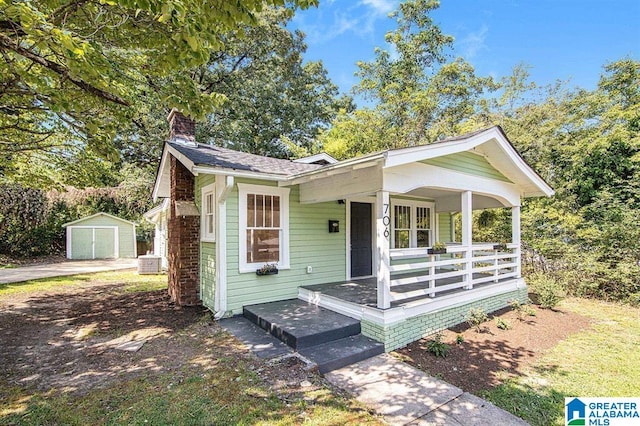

{"left": 395, "top": 304, "right": 592, "bottom": 394}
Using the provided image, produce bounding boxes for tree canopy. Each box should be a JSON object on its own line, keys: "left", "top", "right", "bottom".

{"left": 0, "top": 0, "right": 318, "bottom": 159}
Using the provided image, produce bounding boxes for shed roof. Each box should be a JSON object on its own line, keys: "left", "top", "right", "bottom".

{"left": 62, "top": 212, "right": 137, "bottom": 227}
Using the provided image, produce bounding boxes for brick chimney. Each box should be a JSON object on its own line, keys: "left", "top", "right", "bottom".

{"left": 167, "top": 109, "right": 200, "bottom": 306}
{"left": 167, "top": 108, "right": 196, "bottom": 142}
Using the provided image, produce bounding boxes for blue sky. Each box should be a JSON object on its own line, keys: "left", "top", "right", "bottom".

{"left": 290, "top": 0, "right": 640, "bottom": 102}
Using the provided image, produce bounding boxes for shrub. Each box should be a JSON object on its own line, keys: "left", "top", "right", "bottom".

{"left": 426, "top": 332, "right": 449, "bottom": 358}
{"left": 529, "top": 273, "right": 563, "bottom": 309}
{"left": 495, "top": 317, "right": 511, "bottom": 330}
{"left": 510, "top": 300, "right": 537, "bottom": 320}
{"left": 456, "top": 334, "right": 464, "bottom": 345}
{"left": 467, "top": 308, "right": 489, "bottom": 332}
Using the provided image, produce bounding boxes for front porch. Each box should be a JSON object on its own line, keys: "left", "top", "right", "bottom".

{"left": 298, "top": 242, "right": 528, "bottom": 351}
{"left": 302, "top": 242, "right": 520, "bottom": 309}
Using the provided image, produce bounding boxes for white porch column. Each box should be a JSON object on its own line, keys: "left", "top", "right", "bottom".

{"left": 376, "top": 190, "right": 391, "bottom": 309}
{"left": 512, "top": 205, "right": 521, "bottom": 277}
{"left": 461, "top": 191, "right": 473, "bottom": 289}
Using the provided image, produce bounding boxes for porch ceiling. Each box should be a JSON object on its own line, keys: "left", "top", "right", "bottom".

{"left": 403, "top": 188, "right": 506, "bottom": 211}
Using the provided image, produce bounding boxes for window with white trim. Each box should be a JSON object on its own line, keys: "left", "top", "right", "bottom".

{"left": 391, "top": 200, "right": 434, "bottom": 249}
{"left": 201, "top": 183, "right": 216, "bottom": 242}
{"left": 238, "top": 184, "right": 290, "bottom": 272}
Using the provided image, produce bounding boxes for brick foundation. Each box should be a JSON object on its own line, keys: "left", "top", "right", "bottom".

{"left": 168, "top": 155, "right": 200, "bottom": 306}
{"left": 361, "top": 287, "right": 528, "bottom": 352}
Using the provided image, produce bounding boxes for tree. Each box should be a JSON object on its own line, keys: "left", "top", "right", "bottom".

{"left": 321, "top": 0, "right": 495, "bottom": 154}
{"left": 114, "top": 7, "right": 351, "bottom": 164}
{"left": 0, "top": 0, "right": 318, "bottom": 158}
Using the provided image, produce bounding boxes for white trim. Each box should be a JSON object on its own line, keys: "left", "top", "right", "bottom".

{"left": 390, "top": 199, "right": 436, "bottom": 249}
{"left": 214, "top": 175, "right": 233, "bottom": 317}
{"left": 238, "top": 183, "right": 290, "bottom": 273}
{"left": 62, "top": 212, "right": 136, "bottom": 227}
{"left": 298, "top": 278, "right": 526, "bottom": 327}
{"left": 376, "top": 191, "right": 391, "bottom": 309}
{"left": 193, "top": 165, "right": 285, "bottom": 182}
{"left": 293, "top": 152, "right": 338, "bottom": 164}
{"left": 200, "top": 182, "right": 216, "bottom": 242}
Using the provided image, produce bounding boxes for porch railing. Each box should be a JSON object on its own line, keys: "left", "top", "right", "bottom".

{"left": 388, "top": 243, "right": 520, "bottom": 302}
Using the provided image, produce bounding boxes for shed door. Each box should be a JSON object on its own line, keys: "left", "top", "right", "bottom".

{"left": 71, "top": 228, "right": 94, "bottom": 260}
{"left": 94, "top": 228, "right": 116, "bottom": 259}
{"left": 70, "top": 227, "right": 116, "bottom": 259}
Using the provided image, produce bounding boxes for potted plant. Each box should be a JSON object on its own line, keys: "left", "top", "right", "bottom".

{"left": 428, "top": 241, "right": 447, "bottom": 255}
{"left": 256, "top": 263, "right": 279, "bottom": 276}
{"left": 493, "top": 241, "right": 509, "bottom": 251}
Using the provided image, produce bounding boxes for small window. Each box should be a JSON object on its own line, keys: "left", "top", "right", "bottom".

{"left": 394, "top": 205, "right": 411, "bottom": 249}
{"left": 391, "top": 201, "right": 434, "bottom": 249}
{"left": 201, "top": 183, "right": 215, "bottom": 242}
{"left": 239, "top": 184, "right": 290, "bottom": 272}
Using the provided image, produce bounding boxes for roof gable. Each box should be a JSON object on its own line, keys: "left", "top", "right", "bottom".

{"left": 62, "top": 212, "right": 136, "bottom": 227}
{"left": 384, "top": 126, "right": 554, "bottom": 198}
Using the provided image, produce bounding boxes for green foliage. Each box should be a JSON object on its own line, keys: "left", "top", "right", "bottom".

{"left": 495, "top": 317, "right": 511, "bottom": 330}
{"left": 456, "top": 334, "right": 464, "bottom": 345}
{"left": 510, "top": 300, "right": 536, "bottom": 321}
{"left": 528, "top": 273, "right": 563, "bottom": 309}
{"left": 426, "top": 332, "right": 449, "bottom": 358}
{"left": 467, "top": 308, "right": 489, "bottom": 333}
{"left": 0, "top": 0, "right": 317, "bottom": 156}
{"left": 0, "top": 167, "right": 154, "bottom": 257}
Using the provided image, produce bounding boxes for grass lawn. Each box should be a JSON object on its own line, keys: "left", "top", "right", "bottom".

{"left": 0, "top": 271, "right": 381, "bottom": 426}
{"left": 481, "top": 298, "right": 640, "bottom": 426}
{"left": 0, "top": 271, "right": 167, "bottom": 297}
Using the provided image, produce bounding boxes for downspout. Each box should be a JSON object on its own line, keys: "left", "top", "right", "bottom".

{"left": 214, "top": 175, "right": 234, "bottom": 319}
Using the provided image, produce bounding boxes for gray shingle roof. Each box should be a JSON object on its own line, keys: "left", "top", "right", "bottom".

{"left": 168, "top": 141, "right": 323, "bottom": 176}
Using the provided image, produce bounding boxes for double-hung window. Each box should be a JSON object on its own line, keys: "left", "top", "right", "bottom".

{"left": 201, "top": 183, "right": 216, "bottom": 242}
{"left": 238, "top": 184, "right": 290, "bottom": 272}
{"left": 391, "top": 200, "right": 434, "bottom": 249}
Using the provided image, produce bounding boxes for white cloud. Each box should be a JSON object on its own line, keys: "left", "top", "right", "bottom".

{"left": 295, "top": 0, "right": 399, "bottom": 44}
{"left": 459, "top": 24, "right": 489, "bottom": 59}
{"left": 360, "top": 0, "right": 396, "bottom": 16}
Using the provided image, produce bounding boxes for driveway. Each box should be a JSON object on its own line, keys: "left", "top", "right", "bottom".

{"left": 0, "top": 259, "right": 138, "bottom": 284}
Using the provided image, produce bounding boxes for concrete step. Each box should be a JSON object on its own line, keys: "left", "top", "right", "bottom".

{"left": 243, "top": 299, "right": 361, "bottom": 349}
{"left": 298, "top": 334, "right": 385, "bottom": 374}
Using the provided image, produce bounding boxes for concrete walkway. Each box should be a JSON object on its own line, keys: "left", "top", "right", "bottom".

{"left": 326, "top": 354, "right": 528, "bottom": 425}
{"left": 0, "top": 259, "right": 139, "bottom": 284}
{"left": 221, "top": 315, "right": 528, "bottom": 425}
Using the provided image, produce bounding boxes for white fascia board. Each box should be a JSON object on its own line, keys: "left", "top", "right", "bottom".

{"left": 192, "top": 165, "right": 284, "bottom": 182}
{"left": 285, "top": 154, "right": 385, "bottom": 186}
{"left": 293, "top": 152, "right": 338, "bottom": 164}
{"left": 62, "top": 212, "right": 136, "bottom": 227}
{"left": 385, "top": 127, "right": 554, "bottom": 199}
{"left": 491, "top": 142, "right": 555, "bottom": 198}
{"left": 384, "top": 128, "right": 498, "bottom": 169}
{"left": 166, "top": 145, "right": 197, "bottom": 175}
{"left": 152, "top": 144, "right": 171, "bottom": 201}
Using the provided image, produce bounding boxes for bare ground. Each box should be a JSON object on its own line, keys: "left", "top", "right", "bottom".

{"left": 395, "top": 304, "right": 593, "bottom": 394}
{"left": 0, "top": 279, "right": 330, "bottom": 400}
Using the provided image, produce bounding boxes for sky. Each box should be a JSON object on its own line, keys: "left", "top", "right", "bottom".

{"left": 290, "top": 0, "right": 640, "bottom": 103}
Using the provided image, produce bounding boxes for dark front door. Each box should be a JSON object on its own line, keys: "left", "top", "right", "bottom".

{"left": 350, "top": 202, "right": 373, "bottom": 277}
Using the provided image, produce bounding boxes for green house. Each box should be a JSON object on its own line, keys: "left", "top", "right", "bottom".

{"left": 63, "top": 212, "right": 137, "bottom": 260}
{"left": 150, "top": 110, "right": 553, "bottom": 351}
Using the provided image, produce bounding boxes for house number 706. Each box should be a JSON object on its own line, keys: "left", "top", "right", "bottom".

{"left": 383, "top": 203, "right": 390, "bottom": 239}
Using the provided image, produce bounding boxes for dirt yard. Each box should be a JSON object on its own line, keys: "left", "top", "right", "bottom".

{"left": 395, "top": 304, "right": 592, "bottom": 394}
{"left": 0, "top": 276, "right": 321, "bottom": 397}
